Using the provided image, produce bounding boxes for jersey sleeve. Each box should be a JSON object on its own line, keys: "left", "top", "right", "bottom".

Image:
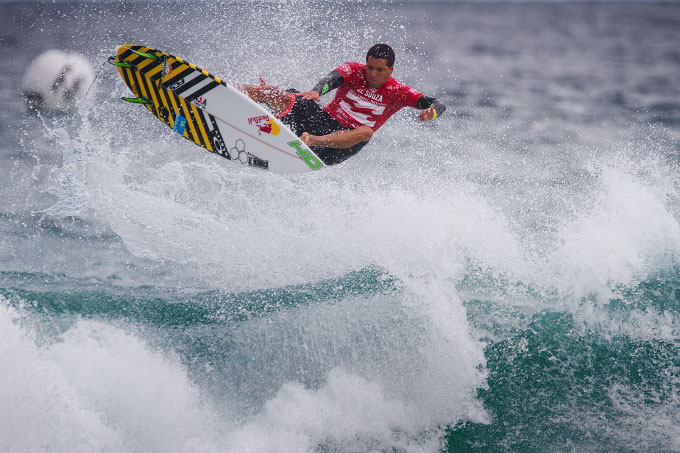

{"left": 389, "top": 84, "right": 424, "bottom": 108}
{"left": 403, "top": 86, "right": 425, "bottom": 108}
{"left": 333, "top": 62, "right": 364, "bottom": 85}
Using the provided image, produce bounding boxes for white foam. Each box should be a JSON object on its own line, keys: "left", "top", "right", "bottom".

{"left": 66, "top": 134, "right": 524, "bottom": 291}
{"left": 41, "top": 110, "right": 502, "bottom": 450}
{"left": 0, "top": 301, "right": 123, "bottom": 451}
{"left": 227, "top": 368, "right": 432, "bottom": 453}
{"left": 547, "top": 162, "right": 680, "bottom": 299}
{"left": 1, "top": 293, "right": 490, "bottom": 452}
{"left": 0, "top": 298, "right": 223, "bottom": 452}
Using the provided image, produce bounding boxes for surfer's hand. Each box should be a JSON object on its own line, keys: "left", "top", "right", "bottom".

{"left": 418, "top": 107, "right": 437, "bottom": 121}
{"left": 257, "top": 76, "right": 279, "bottom": 91}
{"left": 299, "top": 91, "right": 321, "bottom": 102}
{"left": 300, "top": 132, "right": 316, "bottom": 146}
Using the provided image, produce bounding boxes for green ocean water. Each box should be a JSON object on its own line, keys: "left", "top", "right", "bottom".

{"left": 452, "top": 284, "right": 680, "bottom": 452}
{"left": 2, "top": 264, "right": 678, "bottom": 451}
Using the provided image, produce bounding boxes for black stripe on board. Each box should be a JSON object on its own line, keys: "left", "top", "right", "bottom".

{"left": 121, "top": 67, "right": 135, "bottom": 93}
{"left": 173, "top": 73, "right": 208, "bottom": 96}
{"left": 160, "top": 87, "right": 181, "bottom": 130}
{"left": 148, "top": 74, "right": 173, "bottom": 125}
{"left": 162, "top": 67, "right": 195, "bottom": 88}
{"left": 132, "top": 70, "right": 150, "bottom": 100}
{"left": 139, "top": 58, "right": 163, "bottom": 76}
{"left": 140, "top": 70, "right": 169, "bottom": 122}
{"left": 184, "top": 81, "right": 220, "bottom": 103}
{"left": 149, "top": 56, "right": 178, "bottom": 83}
{"left": 206, "top": 113, "right": 230, "bottom": 158}
{"left": 129, "top": 52, "right": 151, "bottom": 66}
{"left": 178, "top": 101, "right": 197, "bottom": 144}
{"left": 155, "top": 86, "right": 174, "bottom": 126}
{"left": 185, "top": 103, "right": 207, "bottom": 149}
{"left": 193, "top": 106, "right": 213, "bottom": 152}
{"left": 165, "top": 90, "right": 196, "bottom": 143}
{"left": 117, "top": 45, "right": 143, "bottom": 62}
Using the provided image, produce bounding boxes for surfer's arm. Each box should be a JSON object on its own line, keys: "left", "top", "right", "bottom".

{"left": 301, "top": 125, "right": 373, "bottom": 149}
{"left": 416, "top": 95, "right": 446, "bottom": 121}
{"left": 299, "top": 71, "right": 345, "bottom": 101}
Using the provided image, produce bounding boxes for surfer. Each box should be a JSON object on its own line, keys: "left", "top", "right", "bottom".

{"left": 237, "top": 44, "right": 446, "bottom": 165}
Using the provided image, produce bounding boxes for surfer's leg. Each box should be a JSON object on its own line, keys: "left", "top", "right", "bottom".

{"left": 310, "top": 141, "right": 368, "bottom": 166}
{"left": 236, "top": 83, "right": 293, "bottom": 116}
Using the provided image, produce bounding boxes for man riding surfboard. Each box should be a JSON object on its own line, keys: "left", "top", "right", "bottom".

{"left": 237, "top": 44, "right": 446, "bottom": 165}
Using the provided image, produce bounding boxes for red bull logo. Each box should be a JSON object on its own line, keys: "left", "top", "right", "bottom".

{"left": 195, "top": 97, "right": 207, "bottom": 108}
{"left": 248, "top": 115, "right": 280, "bottom": 136}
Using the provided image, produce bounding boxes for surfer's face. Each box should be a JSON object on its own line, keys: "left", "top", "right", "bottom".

{"left": 365, "top": 57, "right": 393, "bottom": 88}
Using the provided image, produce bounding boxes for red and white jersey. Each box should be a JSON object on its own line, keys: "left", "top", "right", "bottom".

{"left": 324, "top": 62, "right": 424, "bottom": 131}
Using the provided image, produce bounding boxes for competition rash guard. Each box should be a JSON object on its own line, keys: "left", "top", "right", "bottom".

{"left": 312, "top": 62, "right": 446, "bottom": 131}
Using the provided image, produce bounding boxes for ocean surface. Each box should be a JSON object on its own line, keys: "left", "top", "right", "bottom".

{"left": 1, "top": 1, "right": 680, "bottom": 451}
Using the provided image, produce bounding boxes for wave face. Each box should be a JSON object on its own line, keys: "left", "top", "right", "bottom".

{"left": 1, "top": 1, "right": 680, "bottom": 451}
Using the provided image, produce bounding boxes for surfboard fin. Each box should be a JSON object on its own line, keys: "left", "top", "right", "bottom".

{"left": 121, "top": 96, "right": 150, "bottom": 104}
{"left": 107, "top": 56, "right": 133, "bottom": 68}
{"left": 128, "top": 49, "right": 158, "bottom": 60}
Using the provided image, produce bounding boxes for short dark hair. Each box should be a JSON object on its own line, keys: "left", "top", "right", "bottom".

{"left": 366, "top": 44, "right": 395, "bottom": 68}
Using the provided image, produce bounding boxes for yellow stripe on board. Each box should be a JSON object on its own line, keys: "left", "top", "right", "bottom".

{"left": 163, "top": 63, "right": 190, "bottom": 82}
{"left": 161, "top": 91, "right": 177, "bottom": 129}
{"left": 145, "top": 62, "right": 164, "bottom": 79}
{"left": 191, "top": 103, "right": 212, "bottom": 152}
{"left": 165, "top": 91, "right": 188, "bottom": 138}
{"left": 156, "top": 87, "right": 175, "bottom": 127}
{"left": 141, "top": 73, "right": 161, "bottom": 110}
{"left": 133, "top": 70, "right": 150, "bottom": 100}
{"left": 179, "top": 98, "right": 201, "bottom": 146}
{"left": 155, "top": 57, "right": 179, "bottom": 81}
{"left": 122, "top": 67, "right": 134, "bottom": 92}
{"left": 123, "top": 67, "right": 141, "bottom": 101}
{"left": 124, "top": 46, "right": 152, "bottom": 64}
{"left": 135, "top": 57, "right": 157, "bottom": 71}
{"left": 142, "top": 47, "right": 162, "bottom": 71}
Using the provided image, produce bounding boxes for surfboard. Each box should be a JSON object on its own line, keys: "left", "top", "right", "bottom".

{"left": 109, "top": 44, "right": 325, "bottom": 173}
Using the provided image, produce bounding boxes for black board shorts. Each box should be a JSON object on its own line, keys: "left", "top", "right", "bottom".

{"left": 279, "top": 90, "right": 368, "bottom": 166}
